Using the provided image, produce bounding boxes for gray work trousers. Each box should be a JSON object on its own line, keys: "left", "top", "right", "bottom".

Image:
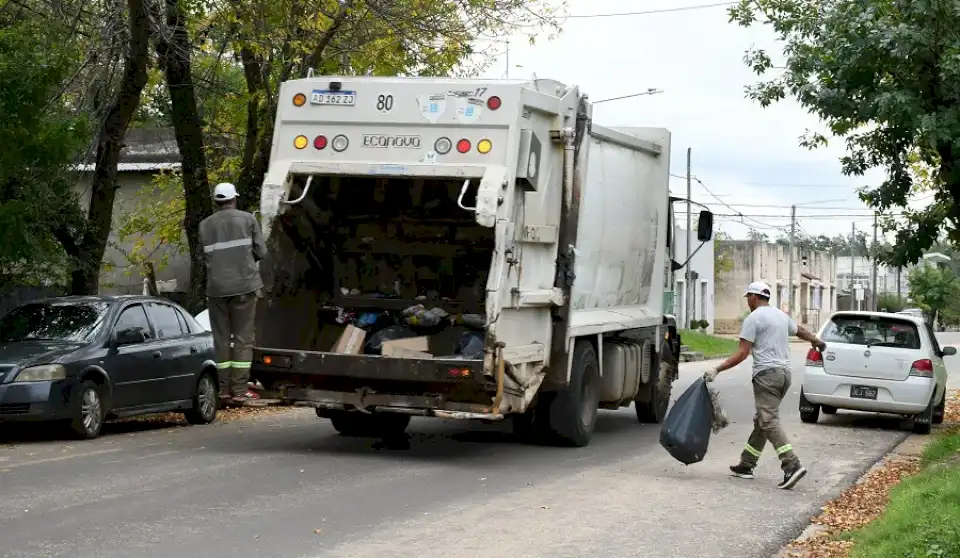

{"left": 208, "top": 292, "right": 257, "bottom": 396}
{"left": 739, "top": 367, "right": 801, "bottom": 472}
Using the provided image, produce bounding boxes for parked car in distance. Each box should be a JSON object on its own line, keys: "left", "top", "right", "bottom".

{"left": 0, "top": 296, "right": 219, "bottom": 439}
{"left": 800, "top": 311, "right": 953, "bottom": 434}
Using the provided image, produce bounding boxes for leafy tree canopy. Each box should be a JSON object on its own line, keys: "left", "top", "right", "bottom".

{"left": 729, "top": 0, "right": 960, "bottom": 267}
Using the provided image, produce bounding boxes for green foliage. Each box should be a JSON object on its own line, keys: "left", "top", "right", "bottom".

{"left": 875, "top": 293, "right": 907, "bottom": 313}
{"left": 0, "top": 19, "right": 89, "bottom": 288}
{"left": 679, "top": 329, "right": 737, "bottom": 358}
{"left": 729, "top": 1, "right": 960, "bottom": 267}
{"left": 114, "top": 170, "right": 187, "bottom": 273}
{"left": 714, "top": 231, "right": 734, "bottom": 284}
{"left": 907, "top": 265, "right": 960, "bottom": 324}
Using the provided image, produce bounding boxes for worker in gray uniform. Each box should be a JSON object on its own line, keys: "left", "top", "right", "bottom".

{"left": 704, "top": 281, "right": 826, "bottom": 490}
{"left": 199, "top": 182, "right": 267, "bottom": 405}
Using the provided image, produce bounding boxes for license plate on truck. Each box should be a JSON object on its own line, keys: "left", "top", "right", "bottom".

{"left": 850, "top": 385, "right": 878, "bottom": 400}
{"left": 311, "top": 90, "right": 356, "bottom": 105}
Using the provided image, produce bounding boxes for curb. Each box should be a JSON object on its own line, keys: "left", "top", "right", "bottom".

{"left": 771, "top": 433, "right": 925, "bottom": 558}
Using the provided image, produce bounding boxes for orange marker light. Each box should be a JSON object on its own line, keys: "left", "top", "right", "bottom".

{"left": 293, "top": 93, "right": 306, "bottom": 106}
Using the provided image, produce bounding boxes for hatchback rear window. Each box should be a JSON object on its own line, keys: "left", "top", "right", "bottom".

{"left": 822, "top": 315, "right": 921, "bottom": 349}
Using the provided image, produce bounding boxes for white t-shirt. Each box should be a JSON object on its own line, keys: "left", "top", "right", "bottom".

{"left": 739, "top": 305, "right": 798, "bottom": 375}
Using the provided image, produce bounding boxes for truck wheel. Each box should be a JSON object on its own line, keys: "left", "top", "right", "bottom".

{"left": 329, "top": 411, "right": 411, "bottom": 438}
{"left": 636, "top": 361, "right": 673, "bottom": 424}
{"left": 512, "top": 393, "right": 555, "bottom": 444}
{"left": 547, "top": 340, "right": 600, "bottom": 447}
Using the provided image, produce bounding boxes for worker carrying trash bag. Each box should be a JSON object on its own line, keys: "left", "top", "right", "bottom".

{"left": 704, "top": 281, "right": 826, "bottom": 490}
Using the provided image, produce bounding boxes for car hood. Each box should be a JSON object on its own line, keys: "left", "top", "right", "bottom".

{"left": 0, "top": 340, "right": 85, "bottom": 369}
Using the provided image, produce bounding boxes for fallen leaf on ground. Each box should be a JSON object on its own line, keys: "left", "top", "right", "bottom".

{"left": 783, "top": 389, "right": 960, "bottom": 558}
{"left": 313, "top": 529, "right": 323, "bottom": 535}
{"left": 114, "top": 404, "right": 295, "bottom": 428}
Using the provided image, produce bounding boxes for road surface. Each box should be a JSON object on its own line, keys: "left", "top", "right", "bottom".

{"left": 1, "top": 334, "right": 957, "bottom": 558}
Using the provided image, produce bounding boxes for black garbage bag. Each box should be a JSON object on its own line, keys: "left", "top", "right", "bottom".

{"left": 455, "top": 331, "right": 484, "bottom": 359}
{"left": 363, "top": 325, "right": 419, "bottom": 355}
{"left": 659, "top": 378, "right": 714, "bottom": 465}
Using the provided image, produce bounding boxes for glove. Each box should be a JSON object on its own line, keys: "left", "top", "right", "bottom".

{"left": 703, "top": 367, "right": 720, "bottom": 382}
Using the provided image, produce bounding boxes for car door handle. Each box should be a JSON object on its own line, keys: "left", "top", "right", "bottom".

{"left": 153, "top": 351, "right": 162, "bottom": 359}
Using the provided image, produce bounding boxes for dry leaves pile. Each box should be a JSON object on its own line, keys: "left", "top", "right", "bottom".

{"left": 114, "top": 403, "right": 294, "bottom": 429}
{"left": 781, "top": 389, "right": 960, "bottom": 558}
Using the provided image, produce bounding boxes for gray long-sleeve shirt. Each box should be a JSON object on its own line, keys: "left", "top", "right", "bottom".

{"left": 198, "top": 207, "right": 266, "bottom": 298}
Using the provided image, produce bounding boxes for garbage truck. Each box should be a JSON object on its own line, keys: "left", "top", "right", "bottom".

{"left": 248, "top": 76, "right": 714, "bottom": 447}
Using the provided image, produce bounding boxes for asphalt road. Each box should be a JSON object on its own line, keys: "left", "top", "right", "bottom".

{"left": 1, "top": 334, "right": 958, "bottom": 558}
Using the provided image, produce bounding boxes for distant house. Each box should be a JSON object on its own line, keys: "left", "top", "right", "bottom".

{"left": 73, "top": 128, "right": 189, "bottom": 294}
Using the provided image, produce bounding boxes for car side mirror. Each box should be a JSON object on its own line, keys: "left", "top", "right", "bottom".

{"left": 942, "top": 346, "right": 957, "bottom": 357}
{"left": 115, "top": 327, "right": 148, "bottom": 346}
{"left": 697, "top": 210, "right": 713, "bottom": 241}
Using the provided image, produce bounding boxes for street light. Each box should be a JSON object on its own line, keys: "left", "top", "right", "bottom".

{"left": 593, "top": 88, "right": 664, "bottom": 104}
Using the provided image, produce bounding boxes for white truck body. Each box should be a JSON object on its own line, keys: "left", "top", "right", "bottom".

{"left": 251, "top": 76, "right": 705, "bottom": 446}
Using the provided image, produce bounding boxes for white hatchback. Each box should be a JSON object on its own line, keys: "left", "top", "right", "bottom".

{"left": 800, "top": 311, "right": 955, "bottom": 434}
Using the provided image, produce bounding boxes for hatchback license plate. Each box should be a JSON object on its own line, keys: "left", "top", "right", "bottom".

{"left": 311, "top": 90, "right": 356, "bottom": 106}
{"left": 850, "top": 385, "right": 878, "bottom": 400}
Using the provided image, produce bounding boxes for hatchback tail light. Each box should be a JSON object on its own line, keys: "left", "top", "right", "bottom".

{"left": 909, "top": 359, "right": 934, "bottom": 378}
{"left": 805, "top": 348, "right": 823, "bottom": 367}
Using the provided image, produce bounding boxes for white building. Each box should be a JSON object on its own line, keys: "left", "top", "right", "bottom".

{"left": 672, "top": 226, "right": 715, "bottom": 332}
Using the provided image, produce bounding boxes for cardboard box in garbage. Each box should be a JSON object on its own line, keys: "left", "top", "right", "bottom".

{"left": 332, "top": 325, "right": 366, "bottom": 354}
{"left": 381, "top": 336, "right": 432, "bottom": 359}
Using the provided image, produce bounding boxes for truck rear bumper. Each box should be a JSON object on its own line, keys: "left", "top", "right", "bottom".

{"left": 288, "top": 388, "right": 504, "bottom": 420}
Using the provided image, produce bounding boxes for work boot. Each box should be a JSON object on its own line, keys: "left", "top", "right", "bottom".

{"left": 729, "top": 464, "right": 755, "bottom": 479}
{"left": 778, "top": 463, "right": 807, "bottom": 490}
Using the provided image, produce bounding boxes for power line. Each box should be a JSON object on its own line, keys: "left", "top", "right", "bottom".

{"left": 668, "top": 174, "right": 868, "bottom": 189}
{"left": 564, "top": 2, "right": 737, "bottom": 18}
{"left": 689, "top": 175, "right": 785, "bottom": 229}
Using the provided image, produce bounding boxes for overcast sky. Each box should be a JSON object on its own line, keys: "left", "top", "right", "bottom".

{"left": 477, "top": 0, "right": 900, "bottom": 241}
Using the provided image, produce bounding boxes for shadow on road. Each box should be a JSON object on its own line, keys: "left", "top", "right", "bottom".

{"left": 811, "top": 411, "right": 913, "bottom": 432}
{"left": 0, "top": 416, "right": 189, "bottom": 444}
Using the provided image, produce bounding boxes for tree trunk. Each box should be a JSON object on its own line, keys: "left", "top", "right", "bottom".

{"left": 236, "top": 45, "right": 264, "bottom": 209}
{"left": 69, "top": 0, "right": 151, "bottom": 295}
{"left": 155, "top": 0, "right": 212, "bottom": 313}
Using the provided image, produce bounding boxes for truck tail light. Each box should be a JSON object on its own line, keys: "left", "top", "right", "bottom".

{"left": 486, "top": 96, "right": 501, "bottom": 110}
{"left": 909, "top": 359, "right": 934, "bottom": 378}
{"left": 448, "top": 367, "right": 471, "bottom": 378}
{"left": 331, "top": 134, "right": 349, "bottom": 152}
{"left": 434, "top": 137, "right": 452, "bottom": 154}
{"left": 293, "top": 93, "right": 306, "bottom": 106}
{"left": 477, "top": 139, "right": 492, "bottom": 154}
{"left": 294, "top": 135, "right": 308, "bottom": 149}
{"left": 456, "top": 139, "right": 471, "bottom": 153}
{"left": 314, "top": 135, "right": 328, "bottom": 150}
{"left": 805, "top": 348, "right": 823, "bottom": 367}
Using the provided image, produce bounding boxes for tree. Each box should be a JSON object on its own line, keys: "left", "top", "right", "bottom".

{"left": 0, "top": 16, "right": 90, "bottom": 291}
{"left": 714, "top": 231, "right": 734, "bottom": 284}
{"left": 876, "top": 293, "right": 907, "bottom": 313}
{"left": 907, "top": 265, "right": 960, "bottom": 326}
{"left": 729, "top": 1, "right": 960, "bottom": 267}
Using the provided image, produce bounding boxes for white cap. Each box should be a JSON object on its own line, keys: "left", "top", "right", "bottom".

{"left": 744, "top": 281, "right": 772, "bottom": 298}
{"left": 213, "top": 182, "right": 238, "bottom": 201}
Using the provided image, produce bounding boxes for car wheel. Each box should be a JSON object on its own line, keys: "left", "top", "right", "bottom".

{"left": 547, "top": 339, "right": 601, "bottom": 447}
{"left": 184, "top": 373, "right": 218, "bottom": 425}
{"left": 68, "top": 380, "right": 105, "bottom": 440}
{"left": 821, "top": 405, "right": 838, "bottom": 415}
{"left": 799, "top": 389, "right": 820, "bottom": 424}
{"left": 329, "top": 411, "right": 410, "bottom": 438}
{"left": 933, "top": 391, "right": 946, "bottom": 425}
{"left": 912, "top": 393, "right": 936, "bottom": 435}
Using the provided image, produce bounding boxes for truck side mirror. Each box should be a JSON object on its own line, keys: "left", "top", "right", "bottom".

{"left": 697, "top": 210, "right": 714, "bottom": 241}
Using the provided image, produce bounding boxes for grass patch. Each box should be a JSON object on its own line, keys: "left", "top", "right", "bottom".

{"left": 679, "top": 329, "right": 738, "bottom": 358}
{"left": 846, "top": 430, "right": 960, "bottom": 558}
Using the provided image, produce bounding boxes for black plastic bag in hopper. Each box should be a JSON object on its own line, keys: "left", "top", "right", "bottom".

{"left": 363, "top": 325, "right": 419, "bottom": 355}
{"left": 659, "top": 378, "right": 714, "bottom": 465}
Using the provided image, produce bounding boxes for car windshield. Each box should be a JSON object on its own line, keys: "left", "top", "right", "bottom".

{"left": 0, "top": 301, "right": 111, "bottom": 343}
{"left": 822, "top": 315, "right": 921, "bottom": 350}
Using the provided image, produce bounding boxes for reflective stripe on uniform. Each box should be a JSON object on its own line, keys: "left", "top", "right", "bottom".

{"left": 216, "top": 361, "right": 233, "bottom": 369}
{"left": 776, "top": 444, "right": 793, "bottom": 456}
{"left": 232, "top": 361, "right": 252, "bottom": 369}
{"left": 743, "top": 444, "right": 763, "bottom": 458}
{"left": 203, "top": 237, "right": 253, "bottom": 253}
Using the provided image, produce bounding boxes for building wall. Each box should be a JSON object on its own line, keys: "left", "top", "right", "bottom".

{"left": 74, "top": 172, "right": 191, "bottom": 295}
{"left": 672, "top": 226, "right": 715, "bottom": 332}
{"left": 714, "top": 240, "right": 838, "bottom": 334}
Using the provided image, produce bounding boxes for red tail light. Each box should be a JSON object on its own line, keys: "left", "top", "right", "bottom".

{"left": 313, "top": 135, "right": 328, "bottom": 150}
{"left": 456, "top": 139, "right": 471, "bottom": 153}
{"left": 486, "top": 96, "right": 502, "bottom": 110}
{"left": 805, "top": 348, "right": 823, "bottom": 367}
{"left": 909, "top": 359, "right": 934, "bottom": 378}
{"left": 448, "top": 367, "right": 471, "bottom": 378}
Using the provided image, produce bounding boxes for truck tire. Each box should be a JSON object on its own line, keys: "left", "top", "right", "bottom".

{"left": 547, "top": 339, "right": 600, "bottom": 447}
{"left": 636, "top": 361, "right": 673, "bottom": 424}
{"left": 512, "top": 393, "right": 555, "bottom": 444}
{"left": 329, "top": 411, "right": 410, "bottom": 438}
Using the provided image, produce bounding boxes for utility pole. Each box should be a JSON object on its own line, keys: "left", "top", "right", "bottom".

{"left": 685, "top": 147, "right": 693, "bottom": 329}
{"left": 505, "top": 39, "right": 510, "bottom": 78}
{"left": 787, "top": 205, "right": 796, "bottom": 317}
{"left": 850, "top": 222, "right": 857, "bottom": 311}
{"left": 871, "top": 212, "right": 878, "bottom": 310}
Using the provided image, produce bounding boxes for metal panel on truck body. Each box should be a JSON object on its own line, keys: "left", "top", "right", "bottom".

{"left": 567, "top": 125, "right": 670, "bottom": 338}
